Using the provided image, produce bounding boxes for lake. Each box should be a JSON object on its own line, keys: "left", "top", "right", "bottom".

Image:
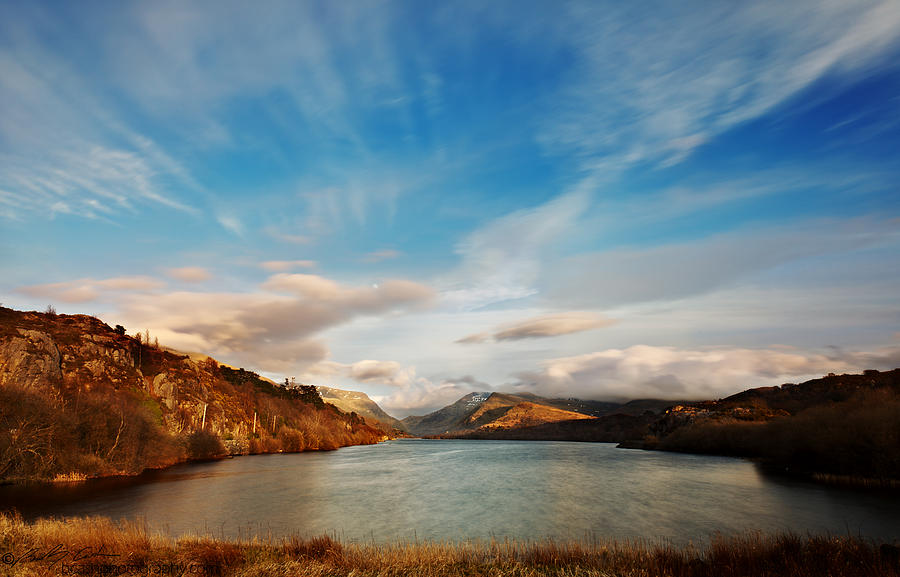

{"left": 2, "top": 440, "right": 898, "bottom": 544}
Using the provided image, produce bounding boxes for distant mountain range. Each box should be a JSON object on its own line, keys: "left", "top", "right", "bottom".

{"left": 316, "top": 386, "right": 407, "bottom": 432}
{"left": 399, "top": 391, "right": 685, "bottom": 437}
{"left": 399, "top": 368, "right": 900, "bottom": 484}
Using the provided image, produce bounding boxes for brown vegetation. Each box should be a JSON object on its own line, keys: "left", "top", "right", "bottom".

{"left": 454, "top": 412, "right": 654, "bottom": 442}
{"left": 0, "top": 384, "right": 183, "bottom": 482}
{"left": 0, "top": 513, "right": 898, "bottom": 577}
{"left": 657, "top": 388, "right": 900, "bottom": 482}
{"left": 0, "top": 307, "right": 387, "bottom": 484}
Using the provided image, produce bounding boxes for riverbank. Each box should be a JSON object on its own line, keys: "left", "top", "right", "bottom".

{"left": 1, "top": 513, "right": 898, "bottom": 577}
{"left": 0, "top": 435, "right": 392, "bottom": 488}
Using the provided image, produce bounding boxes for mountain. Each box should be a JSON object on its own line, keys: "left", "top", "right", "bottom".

{"left": 457, "top": 413, "right": 655, "bottom": 442}
{"left": 401, "top": 391, "right": 594, "bottom": 436}
{"left": 316, "top": 386, "right": 406, "bottom": 431}
{"left": 0, "top": 306, "right": 387, "bottom": 483}
{"left": 401, "top": 392, "right": 491, "bottom": 436}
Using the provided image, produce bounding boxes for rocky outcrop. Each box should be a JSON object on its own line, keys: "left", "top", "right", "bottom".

{"left": 0, "top": 329, "right": 63, "bottom": 389}
{"left": 0, "top": 306, "right": 386, "bottom": 482}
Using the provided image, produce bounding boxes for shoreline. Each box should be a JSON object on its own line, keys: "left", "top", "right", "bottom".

{"left": 617, "top": 441, "right": 900, "bottom": 491}
{"left": 0, "top": 437, "right": 389, "bottom": 488}
{"left": 1, "top": 513, "right": 898, "bottom": 577}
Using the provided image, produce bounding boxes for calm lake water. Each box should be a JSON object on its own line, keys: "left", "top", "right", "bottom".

{"left": 2, "top": 440, "right": 898, "bottom": 544}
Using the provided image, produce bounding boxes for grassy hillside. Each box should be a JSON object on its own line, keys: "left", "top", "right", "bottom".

{"left": 0, "top": 307, "right": 386, "bottom": 483}
{"left": 455, "top": 412, "right": 655, "bottom": 442}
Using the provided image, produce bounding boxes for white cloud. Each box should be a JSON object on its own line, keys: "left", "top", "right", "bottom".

{"left": 110, "top": 273, "right": 434, "bottom": 374}
{"left": 166, "top": 267, "right": 212, "bottom": 283}
{"left": 513, "top": 344, "right": 900, "bottom": 401}
{"left": 349, "top": 360, "right": 403, "bottom": 383}
{"left": 377, "top": 374, "right": 483, "bottom": 417}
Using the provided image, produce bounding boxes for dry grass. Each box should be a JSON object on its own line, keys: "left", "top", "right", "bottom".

{"left": 0, "top": 513, "right": 898, "bottom": 577}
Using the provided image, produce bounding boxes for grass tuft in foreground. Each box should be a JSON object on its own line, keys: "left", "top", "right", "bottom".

{"left": 1, "top": 513, "right": 898, "bottom": 576}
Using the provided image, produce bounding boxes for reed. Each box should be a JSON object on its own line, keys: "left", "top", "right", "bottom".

{"left": 0, "top": 513, "right": 897, "bottom": 576}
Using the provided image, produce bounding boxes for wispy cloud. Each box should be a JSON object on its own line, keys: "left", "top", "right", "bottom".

{"left": 541, "top": 0, "right": 900, "bottom": 168}
{"left": 440, "top": 182, "right": 594, "bottom": 311}
{"left": 458, "top": 311, "right": 615, "bottom": 343}
{"left": 544, "top": 217, "right": 899, "bottom": 309}
{"left": 362, "top": 249, "right": 401, "bottom": 263}
{"left": 216, "top": 214, "right": 245, "bottom": 237}
{"left": 0, "top": 147, "right": 195, "bottom": 220}
{"left": 260, "top": 260, "right": 317, "bottom": 272}
{"left": 264, "top": 228, "right": 313, "bottom": 245}
{"left": 0, "top": 9, "right": 200, "bottom": 221}
{"left": 18, "top": 276, "right": 165, "bottom": 303}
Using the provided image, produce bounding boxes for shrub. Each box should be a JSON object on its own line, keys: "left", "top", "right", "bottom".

{"left": 185, "top": 430, "right": 225, "bottom": 460}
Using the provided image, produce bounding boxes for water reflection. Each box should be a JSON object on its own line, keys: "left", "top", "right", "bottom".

{"left": 1, "top": 440, "right": 898, "bottom": 544}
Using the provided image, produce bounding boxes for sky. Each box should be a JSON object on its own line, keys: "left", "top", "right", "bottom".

{"left": 2, "top": 1, "right": 899, "bottom": 417}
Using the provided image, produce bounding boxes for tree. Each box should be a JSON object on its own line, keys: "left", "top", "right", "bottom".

{"left": 134, "top": 332, "right": 143, "bottom": 367}
{"left": 114, "top": 325, "right": 126, "bottom": 336}
{"left": 45, "top": 305, "right": 57, "bottom": 316}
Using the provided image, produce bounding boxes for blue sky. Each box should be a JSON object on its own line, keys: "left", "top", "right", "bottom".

{"left": 2, "top": 1, "right": 899, "bottom": 416}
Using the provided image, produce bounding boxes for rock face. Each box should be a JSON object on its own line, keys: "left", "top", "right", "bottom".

{"left": 0, "top": 328, "right": 63, "bottom": 389}
{"left": 0, "top": 306, "right": 385, "bottom": 481}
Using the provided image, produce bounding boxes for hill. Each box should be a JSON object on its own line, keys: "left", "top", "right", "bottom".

{"left": 316, "top": 385, "right": 406, "bottom": 432}
{"left": 0, "top": 306, "right": 387, "bottom": 483}
{"left": 401, "top": 391, "right": 595, "bottom": 436}
{"left": 645, "top": 369, "right": 900, "bottom": 483}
